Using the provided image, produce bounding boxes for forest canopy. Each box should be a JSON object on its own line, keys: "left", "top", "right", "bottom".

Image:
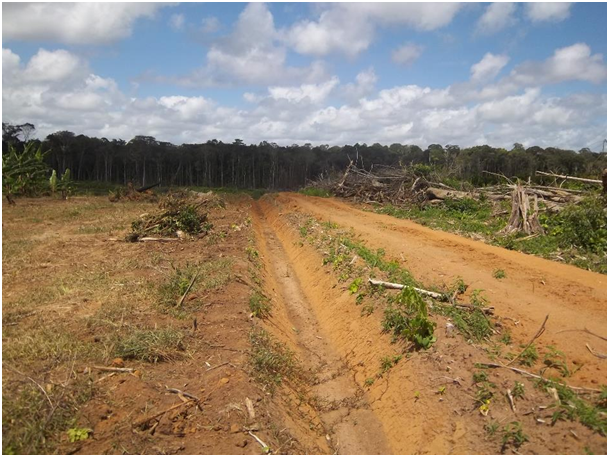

{"left": 2, "top": 122, "right": 606, "bottom": 190}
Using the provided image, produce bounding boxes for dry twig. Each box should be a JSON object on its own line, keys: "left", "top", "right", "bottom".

{"left": 507, "top": 314, "right": 549, "bottom": 366}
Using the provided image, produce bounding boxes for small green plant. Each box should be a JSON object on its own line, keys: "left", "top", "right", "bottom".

{"left": 382, "top": 287, "right": 436, "bottom": 349}
{"left": 484, "top": 421, "right": 500, "bottom": 436}
{"left": 502, "top": 422, "right": 528, "bottom": 450}
{"left": 250, "top": 291, "right": 271, "bottom": 318}
{"left": 379, "top": 354, "right": 402, "bottom": 374}
{"left": 512, "top": 381, "right": 525, "bottom": 399}
{"left": 517, "top": 344, "right": 539, "bottom": 367}
{"left": 437, "top": 385, "right": 447, "bottom": 395}
{"left": 499, "top": 331, "right": 512, "bottom": 345}
{"left": 364, "top": 377, "right": 375, "bottom": 387}
{"left": 67, "top": 427, "right": 91, "bottom": 443}
{"left": 543, "top": 345, "right": 570, "bottom": 377}
{"left": 473, "top": 370, "right": 488, "bottom": 383}
{"left": 348, "top": 278, "right": 363, "bottom": 294}
{"left": 57, "top": 169, "right": 73, "bottom": 199}
{"left": 246, "top": 245, "right": 260, "bottom": 262}
{"left": 493, "top": 269, "right": 506, "bottom": 279}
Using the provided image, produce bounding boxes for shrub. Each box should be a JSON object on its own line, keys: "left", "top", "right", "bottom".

{"left": 552, "top": 197, "right": 607, "bottom": 254}
{"left": 382, "top": 287, "right": 436, "bottom": 349}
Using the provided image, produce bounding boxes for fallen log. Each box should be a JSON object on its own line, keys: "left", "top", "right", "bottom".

{"left": 536, "top": 171, "right": 602, "bottom": 185}
{"left": 136, "top": 181, "right": 161, "bottom": 193}
{"left": 425, "top": 187, "right": 472, "bottom": 201}
{"left": 368, "top": 279, "right": 446, "bottom": 300}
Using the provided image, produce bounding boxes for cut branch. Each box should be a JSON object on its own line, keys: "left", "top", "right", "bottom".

{"left": 506, "top": 314, "right": 549, "bottom": 366}
{"left": 536, "top": 171, "right": 602, "bottom": 185}
{"left": 368, "top": 278, "right": 446, "bottom": 300}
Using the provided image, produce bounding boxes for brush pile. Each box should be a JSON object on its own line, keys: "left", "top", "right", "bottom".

{"left": 126, "top": 191, "right": 214, "bottom": 242}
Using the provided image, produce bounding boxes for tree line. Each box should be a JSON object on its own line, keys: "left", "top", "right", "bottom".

{"left": 3, "top": 123, "right": 606, "bottom": 190}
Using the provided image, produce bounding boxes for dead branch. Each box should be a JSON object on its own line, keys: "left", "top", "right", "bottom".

{"left": 506, "top": 389, "right": 517, "bottom": 414}
{"left": 248, "top": 431, "right": 270, "bottom": 452}
{"left": 477, "top": 363, "right": 603, "bottom": 393}
{"left": 165, "top": 386, "right": 201, "bottom": 401}
{"left": 177, "top": 270, "right": 200, "bottom": 307}
{"left": 555, "top": 328, "right": 607, "bottom": 341}
{"left": 585, "top": 343, "right": 607, "bottom": 359}
{"left": 133, "top": 399, "right": 196, "bottom": 428}
{"left": 368, "top": 278, "right": 446, "bottom": 300}
{"left": 536, "top": 171, "right": 602, "bottom": 185}
{"left": 245, "top": 397, "right": 256, "bottom": 420}
{"left": 139, "top": 237, "right": 181, "bottom": 242}
{"left": 507, "top": 314, "right": 549, "bottom": 366}
{"left": 91, "top": 366, "right": 135, "bottom": 373}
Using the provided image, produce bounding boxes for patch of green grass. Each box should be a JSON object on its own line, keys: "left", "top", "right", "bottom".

{"left": 3, "top": 323, "right": 102, "bottom": 365}
{"left": 502, "top": 422, "right": 528, "bottom": 450}
{"left": 249, "top": 328, "right": 304, "bottom": 393}
{"left": 250, "top": 291, "right": 271, "bottom": 318}
{"left": 364, "top": 377, "right": 375, "bottom": 387}
{"left": 436, "top": 301, "right": 493, "bottom": 343}
{"left": 114, "top": 328, "right": 185, "bottom": 363}
{"left": 499, "top": 331, "right": 512, "bottom": 345}
{"left": 299, "top": 187, "right": 331, "bottom": 197}
{"left": 2, "top": 378, "right": 94, "bottom": 454}
{"left": 382, "top": 287, "right": 436, "bottom": 349}
{"left": 157, "top": 259, "right": 232, "bottom": 316}
{"left": 484, "top": 421, "right": 500, "bottom": 437}
{"left": 493, "top": 269, "right": 506, "bottom": 279}
{"left": 540, "top": 381, "right": 607, "bottom": 436}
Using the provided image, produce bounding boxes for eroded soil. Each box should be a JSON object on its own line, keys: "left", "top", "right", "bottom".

{"left": 2, "top": 193, "right": 607, "bottom": 455}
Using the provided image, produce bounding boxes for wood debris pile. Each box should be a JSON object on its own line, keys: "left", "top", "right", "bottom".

{"left": 310, "top": 162, "right": 601, "bottom": 236}
{"left": 126, "top": 191, "right": 214, "bottom": 242}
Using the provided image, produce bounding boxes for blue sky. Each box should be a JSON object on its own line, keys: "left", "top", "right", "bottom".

{"left": 2, "top": 2, "right": 607, "bottom": 150}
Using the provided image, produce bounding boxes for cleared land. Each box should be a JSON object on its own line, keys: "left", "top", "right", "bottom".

{"left": 2, "top": 193, "right": 607, "bottom": 455}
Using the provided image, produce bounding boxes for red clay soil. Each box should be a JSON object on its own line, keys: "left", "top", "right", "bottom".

{"left": 274, "top": 193, "right": 607, "bottom": 388}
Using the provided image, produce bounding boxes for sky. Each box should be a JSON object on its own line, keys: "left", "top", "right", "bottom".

{"left": 2, "top": 1, "right": 607, "bottom": 150}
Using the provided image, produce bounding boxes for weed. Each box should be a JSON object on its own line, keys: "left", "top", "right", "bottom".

{"left": 437, "top": 385, "right": 447, "bottom": 395}
{"left": 499, "top": 331, "right": 512, "bottom": 345}
{"left": 451, "top": 277, "right": 468, "bottom": 295}
{"left": 114, "top": 328, "right": 185, "bottom": 363}
{"left": 250, "top": 329, "right": 304, "bottom": 393}
{"left": 502, "top": 422, "right": 528, "bottom": 450}
{"left": 382, "top": 287, "right": 436, "bottom": 349}
{"left": 364, "top": 378, "right": 375, "bottom": 387}
{"left": 67, "top": 427, "right": 92, "bottom": 442}
{"left": 246, "top": 245, "right": 260, "bottom": 264}
{"left": 493, "top": 269, "right": 506, "bottom": 279}
{"left": 484, "top": 421, "right": 500, "bottom": 437}
{"left": 512, "top": 381, "right": 525, "bottom": 399}
{"left": 543, "top": 345, "right": 570, "bottom": 377}
{"left": 473, "top": 370, "right": 488, "bottom": 383}
{"left": 379, "top": 354, "right": 402, "bottom": 374}
{"left": 541, "top": 380, "right": 607, "bottom": 435}
{"left": 348, "top": 278, "right": 363, "bottom": 294}
{"left": 436, "top": 303, "right": 493, "bottom": 342}
{"left": 250, "top": 291, "right": 271, "bottom": 318}
{"left": 2, "top": 377, "right": 93, "bottom": 454}
{"left": 515, "top": 344, "right": 538, "bottom": 367}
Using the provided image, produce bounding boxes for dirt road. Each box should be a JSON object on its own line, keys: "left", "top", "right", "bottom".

{"left": 271, "top": 193, "right": 607, "bottom": 387}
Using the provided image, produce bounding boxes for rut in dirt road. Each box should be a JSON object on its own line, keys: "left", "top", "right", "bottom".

{"left": 252, "top": 202, "right": 392, "bottom": 455}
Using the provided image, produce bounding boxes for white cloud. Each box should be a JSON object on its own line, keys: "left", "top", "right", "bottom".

{"left": 170, "top": 3, "right": 327, "bottom": 87}
{"left": 2, "top": 45, "right": 606, "bottom": 151}
{"left": 287, "top": 3, "right": 462, "bottom": 57}
{"left": 510, "top": 43, "right": 606, "bottom": 85}
{"left": 268, "top": 78, "right": 339, "bottom": 104}
{"left": 169, "top": 13, "right": 185, "bottom": 31}
{"left": 392, "top": 43, "right": 424, "bottom": 66}
{"left": 471, "top": 53, "right": 510, "bottom": 82}
{"left": 2, "top": 3, "right": 169, "bottom": 44}
{"left": 477, "top": 2, "right": 517, "bottom": 34}
{"left": 525, "top": 3, "right": 572, "bottom": 22}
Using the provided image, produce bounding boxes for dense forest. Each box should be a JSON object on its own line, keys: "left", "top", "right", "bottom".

{"left": 2, "top": 122, "right": 606, "bottom": 190}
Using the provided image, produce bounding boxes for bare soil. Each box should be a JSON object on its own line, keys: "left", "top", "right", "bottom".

{"left": 2, "top": 193, "right": 607, "bottom": 455}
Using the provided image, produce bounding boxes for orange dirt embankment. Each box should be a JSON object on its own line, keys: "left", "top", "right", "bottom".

{"left": 252, "top": 197, "right": 483, "bottom": 454}
{"left": 273, "top": 193, "right": 607, "bottom": 387}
